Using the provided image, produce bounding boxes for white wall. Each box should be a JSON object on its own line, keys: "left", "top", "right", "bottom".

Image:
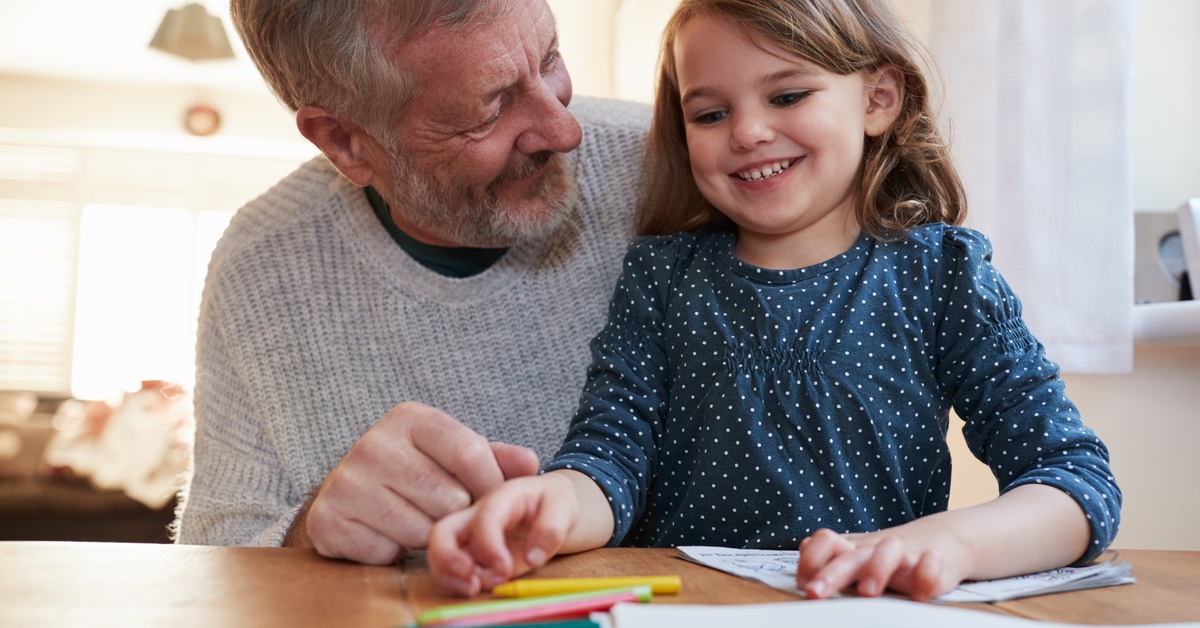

{"left": 1130, "top": 0, "right": 1200, "bottom": 211}
{"left": 0, "top": 74, "right": 307, "bottom": 152}
{"left": 2, "top": 0, "right": 1197, "bottom": 550}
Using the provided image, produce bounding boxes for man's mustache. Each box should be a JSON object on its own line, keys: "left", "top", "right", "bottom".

{"left": 494, "top": 151, "right": 554, "bottom": 186}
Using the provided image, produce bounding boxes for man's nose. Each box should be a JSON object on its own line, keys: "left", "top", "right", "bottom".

{"left": 515, "top": 74, "right": 583, "bottom": 155}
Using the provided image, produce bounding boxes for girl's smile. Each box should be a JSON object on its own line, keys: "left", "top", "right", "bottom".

{"left": 733, "top": 157, "right": 797, "bottom": 183}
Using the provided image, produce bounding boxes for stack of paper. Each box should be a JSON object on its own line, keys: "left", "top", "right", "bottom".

{"left": 675, "top": 545, "right": 1135, "bottom": 603}
{"left": 599, "top": 597, "right": 1200, "bottom": 628}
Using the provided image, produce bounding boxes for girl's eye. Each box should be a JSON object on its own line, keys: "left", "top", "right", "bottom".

{"left": 771, "top": 91, "right": 810, "bottom": 107}
{"left": 692, "top": 110, "right": 727, "bottom": 125}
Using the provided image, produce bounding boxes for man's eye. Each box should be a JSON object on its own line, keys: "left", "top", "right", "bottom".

{"left": 541, "top": 49, "right": 560, "bottom": 73}
{"left": 473, "top": 107, "right": 501, "bottom": 130}
{"left": 481, "top": 108, "right": 501, "bottom": 127}
{"left": 463, "top": 108, "right": 501, "bottom": 138}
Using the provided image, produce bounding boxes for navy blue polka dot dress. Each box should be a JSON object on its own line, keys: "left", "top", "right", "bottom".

{"left": 543, "top": 224, "right": 1120, "bottom": 564}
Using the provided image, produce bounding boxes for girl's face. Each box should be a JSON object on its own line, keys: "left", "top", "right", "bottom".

{"left": 675, "top": 14, "right": 898, "bottom": 269}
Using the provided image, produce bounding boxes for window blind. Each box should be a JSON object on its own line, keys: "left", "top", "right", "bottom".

{"left": 0, "top": 138, "right": 310, "bottom": 397}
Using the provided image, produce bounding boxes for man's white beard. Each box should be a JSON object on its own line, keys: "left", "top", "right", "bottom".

{"left": 382, "top": 148, "right": 577, "bottom": 248}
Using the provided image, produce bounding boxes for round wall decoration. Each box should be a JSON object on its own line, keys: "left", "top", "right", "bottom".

{"left": 184, "top": 104, "right": 221, "bottom": 136}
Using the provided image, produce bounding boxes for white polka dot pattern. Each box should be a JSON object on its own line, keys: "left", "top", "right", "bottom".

{"left": 544, "top": 224, "right": 1120, "bottom": 564}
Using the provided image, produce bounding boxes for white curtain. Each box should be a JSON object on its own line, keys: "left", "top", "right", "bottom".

{"left": 927, "top": 0, "right": 1136, "bottom": 373}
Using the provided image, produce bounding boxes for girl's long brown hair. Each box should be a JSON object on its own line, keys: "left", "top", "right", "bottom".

{"left": 639, "top": 0, "right": 966, "bottom": 241}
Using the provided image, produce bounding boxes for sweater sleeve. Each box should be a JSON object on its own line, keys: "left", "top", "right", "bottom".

{"left": 932, "top": 227, "right": 1121, "bottom": 564}
{"left": 542, "top": 236, "right": 681, "bottom": 545}
{"left": 173, "top": 286, "right": 298, "bottom": 547}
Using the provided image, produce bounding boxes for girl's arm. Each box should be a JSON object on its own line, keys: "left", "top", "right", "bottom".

{"left": 796, "top": 483, "right": 1089, "bottom": 601}
{"left": 429, "top": 238, "right": 687, "bottom": 597}
{"left": 427, "top": 470, "right": 614, "bottom": 597}
{"left": 830, "top": 226, "right": 1114, "bottom": 602}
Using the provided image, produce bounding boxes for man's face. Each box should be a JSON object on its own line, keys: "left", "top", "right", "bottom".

{"left": 373, "top": 0, "right": 582, "bottom": 248}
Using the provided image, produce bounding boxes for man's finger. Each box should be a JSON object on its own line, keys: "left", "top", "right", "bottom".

{"left": 491, "top": 442, "right": 540, "bottom": 480}
{"left": 307, "top": 504, "right": 405, "bottom": 565}
{"left": 307, "top": 469, "right": 439, "bottom": 557}
{"left": 406, "top": 406, "right": 508, "bottom": 501}
{"left": 346, "top": 407, "right": 476, "bottom": 521}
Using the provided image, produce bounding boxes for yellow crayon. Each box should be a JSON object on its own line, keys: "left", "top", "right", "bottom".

{"left": 492, "top": 575, "right": 682, "bottom": 598}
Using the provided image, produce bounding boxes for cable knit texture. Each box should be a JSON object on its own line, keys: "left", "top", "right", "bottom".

{"left": 174, "top": 97, "right": 651, "bottom": 546}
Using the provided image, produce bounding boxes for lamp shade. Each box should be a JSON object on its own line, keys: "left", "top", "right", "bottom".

{"left": 149, "top": 3, "right": 235, "bottom": 61}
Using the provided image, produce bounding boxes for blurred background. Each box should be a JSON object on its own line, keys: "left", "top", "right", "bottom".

{"left": 0, "top": 1, "right": 1196, "bottom": 549}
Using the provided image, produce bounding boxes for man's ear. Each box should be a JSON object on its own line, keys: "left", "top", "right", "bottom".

{"left": 295, "top": 105, "right": 379, "bottom": 186}
{"left": 864, "top": 64, "right": 904, "bottom": 138}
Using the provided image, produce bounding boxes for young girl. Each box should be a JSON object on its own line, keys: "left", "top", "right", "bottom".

{"left": 428, "top": 0, "right": 1120, "bottom": 601}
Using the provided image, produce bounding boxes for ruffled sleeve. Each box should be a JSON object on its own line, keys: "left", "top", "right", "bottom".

{"left": 543, "top": 235, "right": 691, "bottom": 545}
{"left": 933, "top": 227, "right": 1121, "bottom": 564}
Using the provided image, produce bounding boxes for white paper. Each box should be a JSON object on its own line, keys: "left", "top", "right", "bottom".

{"left": 675, "top": 545, "right": 1135, "bottom": 603}
{"left": 604, "top": 597, "right": 1200, "bottom": 628}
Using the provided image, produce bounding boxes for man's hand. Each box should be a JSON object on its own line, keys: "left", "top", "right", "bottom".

{"left": 283, "top": 401, "right": 539, "bottom": 564}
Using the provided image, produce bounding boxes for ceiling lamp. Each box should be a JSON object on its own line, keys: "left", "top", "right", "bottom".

{"left": 149, "top": 3, "right": 236, "bottom": 61}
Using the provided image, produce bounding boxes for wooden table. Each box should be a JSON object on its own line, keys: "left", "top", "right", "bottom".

{"left": 0, "top": 542, "right": 1196, "bottom": 627}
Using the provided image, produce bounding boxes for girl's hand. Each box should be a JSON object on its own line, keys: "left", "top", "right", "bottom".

{"left": 796, "top": 486, "right": 1092, "bottom": 602}
{"left": 427, "top": 473, "right": 582, "bottom": 597}
{"left": 795, "top": 528, "right": 969, "bottom": 601}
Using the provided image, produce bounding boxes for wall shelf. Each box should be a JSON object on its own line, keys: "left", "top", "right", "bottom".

{"left": 1133, "top": 301, "right": 1200, "bottom": 346}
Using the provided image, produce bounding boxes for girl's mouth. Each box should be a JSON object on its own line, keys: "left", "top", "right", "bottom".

{"left": 734, "top": 158, "right": 795, "bottom": 182}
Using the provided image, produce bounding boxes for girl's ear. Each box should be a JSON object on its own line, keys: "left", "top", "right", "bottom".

{"left": 295, "top": 106, "right": 380, "bottom": 187}
{"left": 863, "top": 64, "right": 904, "bottom": 138}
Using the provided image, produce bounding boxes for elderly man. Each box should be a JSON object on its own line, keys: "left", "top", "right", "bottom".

{"left": 173, "top": 0, "right": 648, "bottom": 564}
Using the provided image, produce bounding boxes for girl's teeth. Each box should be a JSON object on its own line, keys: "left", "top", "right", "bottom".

{"left": 737, "top": 159, "right": 793, "bottom": 181}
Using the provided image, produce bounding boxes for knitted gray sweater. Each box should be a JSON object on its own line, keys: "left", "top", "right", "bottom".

{"left": 174, "top": 97, "right": 650, "bottom": 546}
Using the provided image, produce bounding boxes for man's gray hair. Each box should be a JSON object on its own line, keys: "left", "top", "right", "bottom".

{"left": 230, "top": 0, "right": 515, "bottom": 136}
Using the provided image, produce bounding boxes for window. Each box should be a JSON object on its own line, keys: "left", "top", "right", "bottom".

{"left": 69, "top": 204, "right": 233, "bottom": 399}
{"left": 0, "top": 134, "right": 311, "bottom": 399}
{"left": 0, "top": 199, "right": 78, "bottom": 392}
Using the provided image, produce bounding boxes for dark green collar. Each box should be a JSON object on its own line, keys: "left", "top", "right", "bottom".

{"left": 365, "top": 186, "right": 507, "bottom": 278}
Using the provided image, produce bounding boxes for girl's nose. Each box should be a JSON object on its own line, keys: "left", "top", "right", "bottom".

{"left": 729, "top": 113, "right": 774, "bottom": 151}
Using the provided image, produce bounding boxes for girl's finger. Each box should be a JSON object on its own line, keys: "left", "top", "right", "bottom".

{"left": 907, "top": 549, "right": 945, "bottom": 602}
{"left": 466, "top": 488, "right": 529, "bottom": 582}
{"left": 522, "top": 479, "right": 575, "bottom": 568}
{"left": 427, "top": 508, "right": 483, "bottom": 596}
{"left": 803, "top": 545, "right": 872, "bottom": 599}
{"left": 855, "top": 537, "right": 904, "bottom": 597}
{"left": 797, "top": 529, "right": 851, "bottom": 582}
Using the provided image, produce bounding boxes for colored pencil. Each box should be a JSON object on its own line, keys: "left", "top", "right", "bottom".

{"left": 416, "top": 585, "right": 651, "bottom": 627}
{"left": 492, "top": 575, "right": 682, "bottom": 597}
